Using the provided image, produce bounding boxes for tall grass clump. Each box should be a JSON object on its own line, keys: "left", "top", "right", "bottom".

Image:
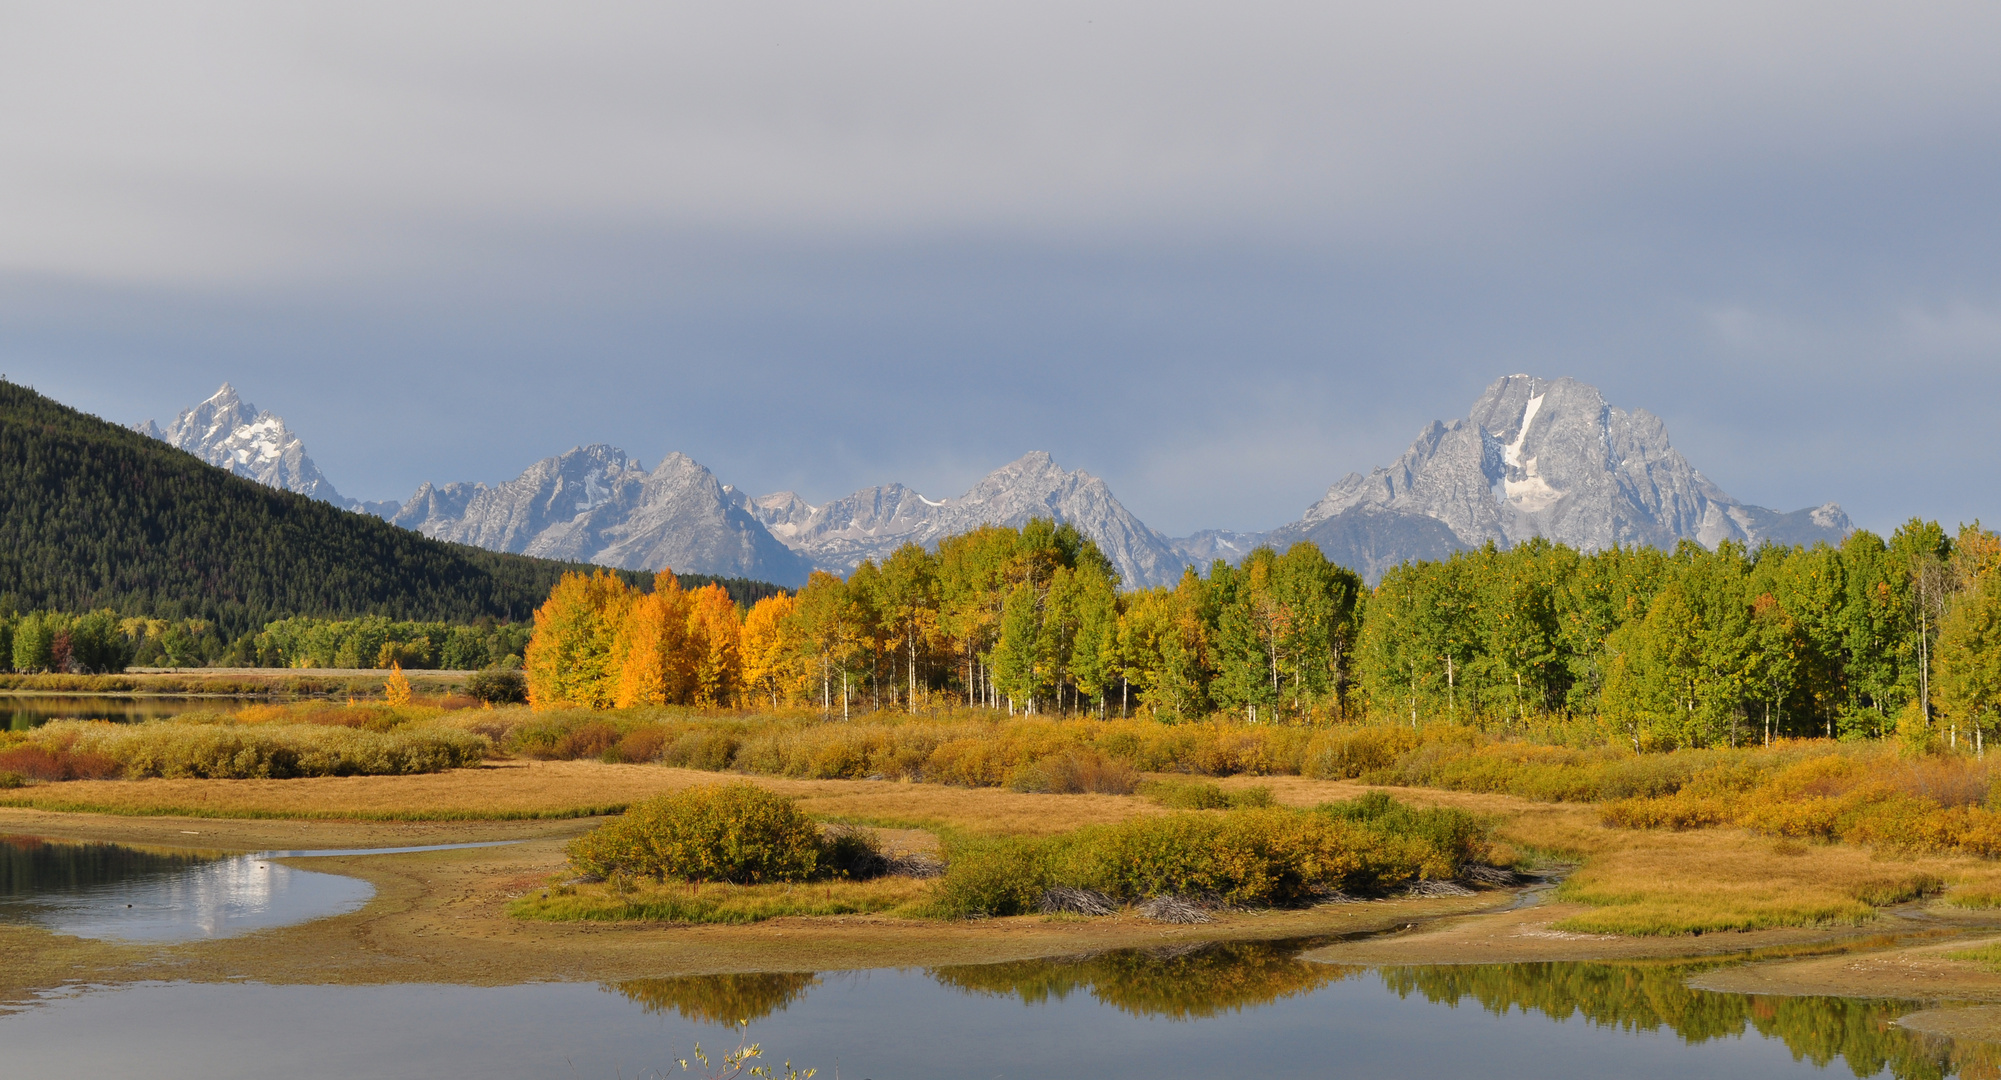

{"left": 567, "top": 782, "right": 869, "bottom": 884}
{"left": 9, "top": 719, "right": 487, "bottom": 779}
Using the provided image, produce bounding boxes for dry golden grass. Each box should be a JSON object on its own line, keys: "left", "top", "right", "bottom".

{"left": 0, "top": 759, "right": 1166, "bottom": 835}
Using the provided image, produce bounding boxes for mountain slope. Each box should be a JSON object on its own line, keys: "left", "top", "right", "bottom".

{"left": 391, "top": 447, "right": 813, "bottom": 586}
{"left": 0, "top": 381, "right": 653, "bottom": 633}
{"left": 743, "top": 452, "right": 1190, "bottom": 587}
{"left": 1258, "top": 374, "right": 1853, "bottom": 579}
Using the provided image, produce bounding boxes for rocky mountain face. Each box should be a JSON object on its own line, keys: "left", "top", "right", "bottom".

{"left": 388, "top": 446, "right": 815, "bottom": 586}
{"left": 139, "top": 374, "right": 1854, "bottom": 590}
{"left": 736, "top": 451, "right": 1191, "bottom": 588}
{"left": 135, "top": 384, "right": 351, "bottom": 506}
{"left": 1254, "top": 374, "right": 1854, "bottom": 581}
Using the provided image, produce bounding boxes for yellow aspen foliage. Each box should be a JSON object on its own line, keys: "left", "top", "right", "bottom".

{"left": 383, "top": 661, "right": 412, "bottom": 706}
{"left": 739, "top": 593, "right": 802, "bottom": 708}
{"left": 686, "top": 583, "right": 743, "bottom": 708}
{"left": 525, "top": 569, "right": 638, "bottom": 710}
{"left": 614, "top": 571, "right": 695, "bottom": 708}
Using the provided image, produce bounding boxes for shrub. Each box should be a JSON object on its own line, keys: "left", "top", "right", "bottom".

{"left": 934, "top": 836, "right": 1055, "bottom": 917}
{"left": 614, "top": 727, "right": 671, "bottom": 763}
{"left": 567, "top": 782, "right": 827, "bottom": 884}
{"left": 1007, "top": 748, "right": 1140, "bottom": 794}
{"left": 467, "top": 667, "right": 528, "bottom": 705}
{"left": 1316, "top": 790, "right": 1490, "bottom": 877}
{"left": 1138, "top": 778, "right": 1273, "bottom": 810}
{"left": 0, "top": 744, "right": 123, "bottom": 781}
{"left": 552, "top": 721, "right": 623, "bottom": 761}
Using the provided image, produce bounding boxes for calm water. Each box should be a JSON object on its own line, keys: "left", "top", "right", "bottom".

{"left": 0, "top": 837, "right": 521, "bottom": 941}
{"left": 0, "top": 695, "right": 214, "bottom": 730}
{"left": 1, "top": 940, "right": 1988, "bottom": 1079}
{"left": 2, "top": 838, "right": 1988, "bottom": 1077}
{"left": 0, "top": 835, "right": 375, "bottom": 940}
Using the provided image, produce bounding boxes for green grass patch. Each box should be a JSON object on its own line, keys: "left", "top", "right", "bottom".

{"left": 510, "top": 877, "right": 933, "bottom": 924}
{"left": 1948, "top": 941, "right": 2001, "bottom": 971}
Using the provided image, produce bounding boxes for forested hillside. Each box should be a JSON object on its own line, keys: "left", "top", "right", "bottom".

{"left": 0, "top": 382, "right": 781, "bottom": 636}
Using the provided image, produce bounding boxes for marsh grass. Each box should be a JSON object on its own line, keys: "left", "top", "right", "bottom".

{"left": 1948, "top": 941, "right": 2001, "bottom": 971}
{"left": 1137, "top": 778, "right": 1274, "bottom": 810}
{"left": 0, "top": 718, "right": 487, "bottom": 779}
{"left": 510, "top": 876, "right": 934, "bottom": 924}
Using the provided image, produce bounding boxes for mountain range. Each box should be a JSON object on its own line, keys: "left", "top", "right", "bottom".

{"left": 136, "top": 375, "right": 1855, "bottom": 587}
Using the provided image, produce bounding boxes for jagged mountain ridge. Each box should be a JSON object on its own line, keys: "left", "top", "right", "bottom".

{"left": 388, "top": 446, "right": 815, "bottom": 586}
{"left": 137, "top": 373, "right": 1856, "bottom": 590}
{"left": 734, "top": 451, "right": 1189, "bottom": 588}
{"left": 1253, "top": 374, "right": 1854, "bottom": 580}
{"left": 135, "top": 384, "right": 349, "bottom": 506}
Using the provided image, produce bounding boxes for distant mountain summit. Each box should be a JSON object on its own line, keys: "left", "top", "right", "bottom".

{"left": 137, "top": 374, "right": 1853, "bottom": 590}
{"left": 389, "top": 446, "right": 814, "bottom": 586}
{"left": 736, "top": 451, "right": 1189, "bottom": 587}
{"left": 135, "top": 383, "right": 350, "bottom": 506}
{"left": 1255, "top": 374, "right": 1853, "bottom": 580}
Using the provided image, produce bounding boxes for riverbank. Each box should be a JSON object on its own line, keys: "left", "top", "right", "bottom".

{"left": 0, "top": 668, "right": 476, "bottom": 698}
{"left": 9, "top": 762, "right": 2001, "bottom": 1011}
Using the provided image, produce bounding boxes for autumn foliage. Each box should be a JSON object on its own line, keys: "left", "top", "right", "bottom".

{"left": 527, "top": 569, "right": 797, "bottom": 711}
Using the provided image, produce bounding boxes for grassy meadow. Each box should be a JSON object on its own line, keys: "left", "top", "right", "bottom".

{"left": 6, "top": 695, "right": 2001, "bottom": 936}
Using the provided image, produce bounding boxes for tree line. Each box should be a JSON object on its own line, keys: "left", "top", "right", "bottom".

{"left": 0, "top": 610, "right": 536, "bottom": 673}
{"left": 523, "top": 517, "right": 2001, "bottom": 750}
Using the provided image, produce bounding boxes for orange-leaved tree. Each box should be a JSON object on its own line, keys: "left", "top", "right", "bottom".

{"left": 687, "top": 583, "right": 744, "bottom": 708}
{"left": 524, "top": 569, "right": 637, "bottom": 710}
{"left": 614, "top": 570, "right": 696, "bottom": 708}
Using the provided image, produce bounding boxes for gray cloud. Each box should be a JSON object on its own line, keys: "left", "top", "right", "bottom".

{"left": 3, "top": 2, "right": 1999, "bottom": 538}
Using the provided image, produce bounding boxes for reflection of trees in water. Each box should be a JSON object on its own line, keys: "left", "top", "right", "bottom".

{"left": 614, "top": 972, "right": 820, "bottom": 1024}
{"left": 0, "top": 836, "right": 212, "bottom": 896}
{"left": 930, "top": 940, "right": 1353, "bottom": 1021}
{"left": 1380, "top": 961, "right": 1987, "bottom": 1080}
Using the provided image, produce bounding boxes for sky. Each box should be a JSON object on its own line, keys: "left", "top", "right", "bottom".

{"left": 4, "top": 1, "right": 1999, "bottom": 538}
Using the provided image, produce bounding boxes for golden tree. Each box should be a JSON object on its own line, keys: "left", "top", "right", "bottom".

{"left": 524, "top": 570, "right": 637, "bottom": 709}
{"left": 383, "top": 660, "right": 413, "bottom": 706}
{"left": 740, "top": 594, "right": 803, "bottom": 709}
{"left": 614, "top": 570, "right": 695, "bottom": 708}
{"left": 687, "top": 583, "right": 744, "bottom": 708}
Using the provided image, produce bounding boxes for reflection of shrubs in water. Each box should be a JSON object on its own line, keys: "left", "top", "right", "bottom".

{"left": 930, "top": 940, "right": 1349, "bottom": 1020}
{"left": 614, "top": 972, "right": 820, "bottom": 1024}
{"left": 0, "top": 835, "right": 213, "bottom": 894}
{"left": 1379, "top": 960, "right": 1963, "bottom": 1080}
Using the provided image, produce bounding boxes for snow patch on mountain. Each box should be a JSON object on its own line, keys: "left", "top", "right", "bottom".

{"left": 134, "top": 383, "right": 350, "bottom": 506}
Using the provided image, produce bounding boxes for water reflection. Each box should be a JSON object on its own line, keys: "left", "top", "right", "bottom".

{"left": 0, "top": 836, "right": 372, "bottom": 941}
{"left": 0, "top": 695, "right": 208, "bottom": 731}
{"left": 924, "top": 941, "right": 1991, "bottom": 1079}
{"left": 932, "top": 939, "right": 1344, "bottom": 1019}
{"left": 1381, "top": 960, "right": 1975, "bottom": 1080}
{"left": 616, "top": 972, "right": 821, "bottom": 1023}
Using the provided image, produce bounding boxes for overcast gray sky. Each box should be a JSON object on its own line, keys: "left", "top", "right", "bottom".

{"left": 4, "top": 1, "right": 1998, "bottom": 536}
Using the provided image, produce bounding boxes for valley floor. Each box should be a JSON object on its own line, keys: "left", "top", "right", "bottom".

{"left": 9, "top": 761, "right": 2001, "bottom": 1012}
